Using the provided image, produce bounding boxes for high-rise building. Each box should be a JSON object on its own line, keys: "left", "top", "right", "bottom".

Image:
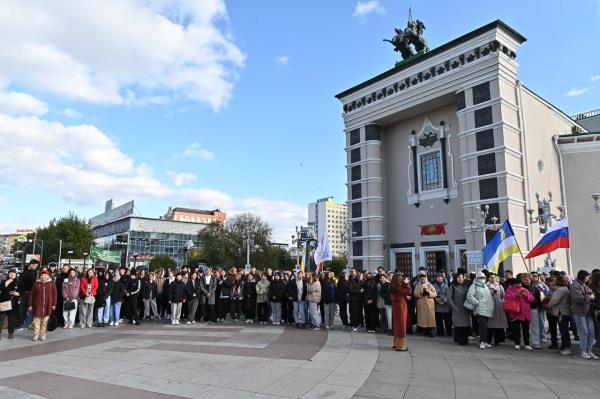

{"left": 308, "top": 197, "right": 348, "bottom": 258}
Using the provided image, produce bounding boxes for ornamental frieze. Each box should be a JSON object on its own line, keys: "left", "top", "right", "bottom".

{"left": 342, "top": 40, "right": 517, "bottom": 114}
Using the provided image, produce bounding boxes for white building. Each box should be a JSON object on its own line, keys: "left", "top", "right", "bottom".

{"left": 308, "top": 197, "right": 348, "bottom": 258}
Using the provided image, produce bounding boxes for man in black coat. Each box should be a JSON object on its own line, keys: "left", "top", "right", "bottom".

{"left": 347, "top": 269, "right": 364, "bottom": 332}
{"left": 185, "top": 272, "right": 201, "bottom": 324}
{"left": 17, "top": 258, "right": 39, "bottom": 329}
{"left": 168, "top": 273, "right": 186, "bottom": 325}
{"left": 336, "top": 274, "right": 350, "bottom": 328}
{"left": 125, "top": 270, "right": 142, "bottom": 325}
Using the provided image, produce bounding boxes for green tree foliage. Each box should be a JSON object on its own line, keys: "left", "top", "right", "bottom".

{"left": 186, "top": 249, "right": 204, "bottom": 269}
{"left": 323, "top": 256, "right": 349, "bottom": 277}
{"left": 149, "top": 255, "right": 175, "bottom": 272}
{"left": 198, "top": 213, "right": 292, "bottom": 269}
{"left": 13, "top": 212, "right": 94, "bottom": 265}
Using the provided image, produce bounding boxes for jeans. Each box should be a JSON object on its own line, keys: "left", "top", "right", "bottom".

{"left": 309, "top": 302, "right": 320, "bottom": 327}
{"left": 293, "top": 301, "right": 306, "bottom": 324}
{"left": 144, "top": 297, "right": 158, "bottom": 319}
{"left": 530, "top": 308, "right": 540, "bottom": 346}
{"left": 538, "top": 308, "right": 547, "bottom": 342}
{"left": 111, "top": 302, "right": 122, "bottom": 323}
{"left": 573, "top": 314, "right": 596, "bottom": 351}
{"left": 80, "top": 302, "right": 94, "bottom": 327}
{"left": 385, "top": 304, "right": 392, "bottom": 331}
{"left": 171, "top": 302, "right": 182, "bottom": 323}
{"left": 324, "top": 303, "right": 336, "bottom": 327}
{"left": 97, "top": 297, "right": 111, "bottom": 324}
{"left": 19, "top": 293, "right": 32, "bottom": 328}
{"left": 271, "top": 302, "right": 282, "bottom": 323}
{"left": 558, "top": 314, "right": 572, "bottom": 348}
{"left": 62, "top": 299, "right": 78, "bottom": 326}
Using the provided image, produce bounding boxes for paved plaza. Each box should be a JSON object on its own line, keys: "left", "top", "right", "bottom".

{"left": 1, "top": 323, "right": 599, "bottom": 399}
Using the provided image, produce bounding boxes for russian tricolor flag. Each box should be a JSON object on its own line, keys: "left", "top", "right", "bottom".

{"left": 525, "top": 218, "right": 569, "bottom": 259}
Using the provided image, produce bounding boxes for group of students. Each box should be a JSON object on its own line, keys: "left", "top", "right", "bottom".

{"left": 1, "top": 259, "right": 599, "bottom": 359}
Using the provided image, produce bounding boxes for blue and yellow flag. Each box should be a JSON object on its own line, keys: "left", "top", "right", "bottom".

{"left": 482, "top": 220, "right": 521, "bottom": 273}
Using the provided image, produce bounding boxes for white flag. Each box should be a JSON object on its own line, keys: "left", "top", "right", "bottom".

{"left": 314, "top": 231, "right": 333, "bottom": 266}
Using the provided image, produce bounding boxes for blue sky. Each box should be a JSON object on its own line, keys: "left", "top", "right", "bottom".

{"left": 0, "top": 0, "right": 598, "bottom": 241}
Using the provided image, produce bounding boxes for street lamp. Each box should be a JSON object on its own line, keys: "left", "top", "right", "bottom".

{"left": 340, "top": 223, "right": 357, "bottom": 274}
{"left": 67, "top": 250, "right": 74, "bottom": 268}
{"left": 592, "top": 193, "right": 600, "bottom": 213}
{"left": 469, "top": 204, "right": 500, "bottom": 248}
{"left": 244, "top": 232, "right": 255, "bottom": 271}
{"left": 527, "top": 191, "right": 566, "bottom": 269}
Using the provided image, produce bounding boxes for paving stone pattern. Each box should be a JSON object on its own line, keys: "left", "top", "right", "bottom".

{"left": 0, "top": 323, "right": 599, "bottom": 399}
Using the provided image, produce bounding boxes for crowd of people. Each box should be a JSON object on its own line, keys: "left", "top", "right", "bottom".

{"left": 1, "top": 259, "right": 599, "bottom": 359}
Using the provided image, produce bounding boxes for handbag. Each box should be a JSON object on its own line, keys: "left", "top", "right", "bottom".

{"left": 504, "top": 297, "right": 521, "bottom": 314}
{"left": 64, "top": 300, "right": 76, "bottom": 311}
{"left": 463, "top": 298, "right": 474, "bottom": 311}
{"left": 47, "top": 312, "right": 58, "bottom": 332}
{"left": 84, "top": 295, "right": 96, "bottom": 304}
{"left": 0, "top": 300, "right": 12, "bottom": 312}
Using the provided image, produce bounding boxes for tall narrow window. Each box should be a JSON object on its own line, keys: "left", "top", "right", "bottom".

{"left": 420, "top": 151, "right": 443, "bottom": 191}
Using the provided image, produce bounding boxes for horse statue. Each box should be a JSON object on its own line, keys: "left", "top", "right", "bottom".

{"left": 383, "top": 28, "right": 415, "bottom": 60}
{"left": 405, "top": 19, "right": 429, "bottom": 53}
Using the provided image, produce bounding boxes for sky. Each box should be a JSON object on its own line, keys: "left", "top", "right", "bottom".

{"left": 0, "top": 0, "right": 599, "bottom": 242}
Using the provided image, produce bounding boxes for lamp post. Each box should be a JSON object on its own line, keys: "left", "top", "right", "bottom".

{"left": 244, "top": 232, "right": 255, "bottom": 271}
{"left": 340, "top": 223, "right": 357, "bottom": 274}
{"left": 83, "top": 252, "right": 88, "bottom": 269}
{"left": 592, "top": 193, "right": 600, "bottom": 213}
{"left": 527, "top": 191, "right": 566, "bottom": 270}
{"left": 67, "top": 250, "right": 74, "bottom": 268}
{"left": 468, "top": 204, "right": 500, "bottom": 272}
{"left": 132, "top": 253, "right": 138, "bottom": 270}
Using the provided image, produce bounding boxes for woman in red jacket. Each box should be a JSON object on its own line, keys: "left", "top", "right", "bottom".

{"left": 390, "top": 273, "right": 412, "bottom": 351}
{"left": 504, "top": 277, "right": 535, "bottom": 351}
{"left": 27, "top": 268, "right": 57, "bottom": 341}
{"left": 79, "top": 269, "right": 99, "bottom": 328}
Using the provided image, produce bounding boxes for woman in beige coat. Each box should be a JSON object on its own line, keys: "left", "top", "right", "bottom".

{"left": 413, "top": 273, "right": 437, "bottom": 337}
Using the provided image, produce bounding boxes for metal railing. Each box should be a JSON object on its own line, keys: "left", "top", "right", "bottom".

{"left": 571, "top": 109, "right": 600, "bottom": 121}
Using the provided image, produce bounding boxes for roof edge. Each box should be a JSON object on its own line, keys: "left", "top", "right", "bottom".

{"left": 335, "top": 20, "right": 526, "bottom": 100}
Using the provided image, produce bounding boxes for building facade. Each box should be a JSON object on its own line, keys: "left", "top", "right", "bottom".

{"left": 162, "top": 207, "right": 226, "bottom": 224}
{"left": 572, "top": 109, "right": 600, "bottom": 132}
{"left": 336, "top": 20, "right": 589, "bottom": 275}
{"left": 308, "top": 197, "right": 348, "bottom": 257}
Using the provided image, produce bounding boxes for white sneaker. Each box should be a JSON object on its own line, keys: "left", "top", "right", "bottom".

{"left": 191, "top": 321, "right": 196, "bottom": 324}
{"left": 32, "top": 335, "right": 38, "bottom": 341}
{"left": 582, "top": 351, "right": 592, "bottom": 360}
{"left": 114, "top": 321, "right": 119, "bottom": 327}
{"left": 524, "top": 345, "right": 533, "bottom": 351}
{"left": 109, "top": 321, "right": 114, "bottom": 326}
{"left": 484, "top": 343, "right": 492, "bottom": 348}
{"left": 175, "top": 320, "right": 180, "bottom": 325}
{"left": 479, "top": 342, "right": 486, "bottom": 349}
{"left": 514, "top": 345, "right": 520, "bottom": 350}
{"left": 40, "top": 335, "right": 46, "bottom": 341}
{"left": 186, "top": 321, "right": 192, "bottom": 325}
{"left": 80, "top": 325, "right": 85, "bottom": 329}
{"left": 588, "top": 351, "right": 599, "bottom": 360}
{"left": 63, "top": 325, "right": 68, "bottom": 329}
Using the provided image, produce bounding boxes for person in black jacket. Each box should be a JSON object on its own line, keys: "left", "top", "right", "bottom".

{"left": 169, "top": 273, "right": 186, "bottom": 325}
{"left": 54, "top": 264, "right": 70, "bottom": 327}
{"left": 243, "top": 274, "right": 257, "bottom": 323}
{"left": 110, "top": 273, "right": 125, "bottom": 326}
{"left": 337, "top": 274, "right": 350, "bottom": 329}
{"left": 363, "top": 273, "right": 379, "bottom": 333}
{"left": 230, "top": 273, "right": 243, "bottom": 322}
{"left": 185, "top": 272, "right": 201, "bottom": 324}
{"left": 217, "top": 270, "right": 234, "bottom": 322}
{"left": 269, "top": 272, "right": 286, "bottom": 325}
{"left": 288, "top": 271, "right": 308, "bottom": 328}
{"left": 142, "top": 272, "right": 159, "bottom": 321}
{"left": 125, "top": 270, "right": 142, "bottom": 326}
{"left": 0, "top": 269, "right": 20, "bottom": 339}
{"left": 17, "top": 259, "right": 39, "bottom": 329}
{"left": 348, "top": 269, "right": 364, "bottom": 332}
{"left": 96, "top": 270, "right": 114, "bottom": 327}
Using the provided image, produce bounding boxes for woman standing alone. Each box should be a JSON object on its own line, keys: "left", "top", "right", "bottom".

{"left": 390, "top": 274, "right": 412, "bottom": 351}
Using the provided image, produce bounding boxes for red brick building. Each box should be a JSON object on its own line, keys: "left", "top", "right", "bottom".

{"left": 162, "top": 207, "right": 226, "bottom": 224}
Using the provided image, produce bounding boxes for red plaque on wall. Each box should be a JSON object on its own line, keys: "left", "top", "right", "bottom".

{"left": 420, "top": 223, "right": 447, "bottom": 236}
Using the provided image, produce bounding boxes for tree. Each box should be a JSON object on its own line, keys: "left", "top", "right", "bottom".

{"left": 12, "top": 212, "right": 94, "bottom": 265}
{"left": 186, "top": 249, "right": 205, "bottom": 269}
{"left": 323, "top": 256, "right": 349, "bottom": 277}
{"left": 198, "top": 213, "right": 286, "bottom": 269}
{"left": 149, "top": 255, "right": 174, "bottom": 272}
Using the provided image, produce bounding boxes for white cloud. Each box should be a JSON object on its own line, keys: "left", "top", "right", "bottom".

{"left": 590, "top": 75, "right": 600, "bottom": 82}
{"left": 178, "top": 189, "right": 305, "bottom": 242}
{"left": 566, "top": 87, "right": 590, "bottom": 96}
{"left": 62, "top": 108, "right": 82, "bottom": 118}
{"left": 353, "top": 1, "right": 385, "bottom": 18}
{"left": 168, "top": 171, "right": 198, "bottom": 187}
{"left": 0, "top": 91, "right": 48, "bottom": 116}
{"left": 0, "top": 113, "right": 171, "bottom": 205}
{"left": 0, "top": 0, "right": 245, "bottom": 111}
{"left": 180, "top": 142, "right": 215, "bottom": 160}
{"left": 275, "top": 56, "right": 290, "bottom": 66}
{"left": 0, "top": 196, "right": 5, "bottom": 205}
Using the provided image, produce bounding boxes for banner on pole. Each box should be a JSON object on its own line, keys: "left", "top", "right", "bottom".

{"left": 90, "top": 245, "right": 122, "bottom": 264}
{"left": 314, "top": 231, "right": 332, "bottom": 273}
